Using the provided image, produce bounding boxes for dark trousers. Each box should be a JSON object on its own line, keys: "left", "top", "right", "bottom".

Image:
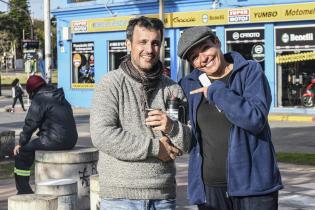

{"left": 14, "top": 138, "right": 65, "bottom": 194}
{"left": 12, "top": 95, "right": 25, "bottom": 110}
{"left": 198, "top": 186, "right": 278, "bottom": 210}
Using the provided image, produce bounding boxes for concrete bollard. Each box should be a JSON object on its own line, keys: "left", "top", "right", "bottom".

{"left": 36, "top": 178, "right": 78, "bottom": 210}
{"left": 35, "top": 146, "right": 99, "bottom": 210}
{"left": 90, "top": 174, "right": 100, "bottom": 210}
{"left": 8, "top": 194, "right": 58, "bottom": 210}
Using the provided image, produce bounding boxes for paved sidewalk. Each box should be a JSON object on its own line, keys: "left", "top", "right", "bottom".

{"left": 1, "top": 158, "right": 314, "bottom": 210}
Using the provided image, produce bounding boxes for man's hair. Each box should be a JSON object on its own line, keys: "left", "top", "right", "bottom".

{"left": 126, "top": 16, "right": 164, "bottom": 42}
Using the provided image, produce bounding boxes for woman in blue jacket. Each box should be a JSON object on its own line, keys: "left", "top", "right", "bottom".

{"left": 178, "top": 26, "right": 283, "bottom": 210}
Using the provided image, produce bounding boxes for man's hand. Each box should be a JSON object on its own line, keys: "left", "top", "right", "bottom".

{"left": 145, "top": 109, "right": 173, "bottom": 134}
{"left": 13, "top": 144, "right": 21, "bottom": 156}
{"left": 190, "top": 86, "right": 208, "bottom": 98}
{"left": 158, "top": 136, "right": 183, "bottom": 162}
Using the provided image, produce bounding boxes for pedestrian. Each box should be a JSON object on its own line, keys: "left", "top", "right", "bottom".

{"left": 13, "top": 75, "right": 78, "bottom": 194}
{"left": 11, "top": 78, "right": 26, "bottom": 112}
{"left": 178, "top": 26, "right": 283, "bottom": 210}
{"left": 90, "top": 16, "right": 191, "bottom": 210}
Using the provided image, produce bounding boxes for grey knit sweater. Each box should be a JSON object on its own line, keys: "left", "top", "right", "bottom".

{"left": 90, "top": 68, "right": 191, "bottom": 199}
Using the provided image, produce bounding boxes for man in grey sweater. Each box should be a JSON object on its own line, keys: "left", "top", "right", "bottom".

{"left": 90, "top": 16, "right": 191, "bottom": 210}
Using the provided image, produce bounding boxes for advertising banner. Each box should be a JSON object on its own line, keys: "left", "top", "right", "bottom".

{"left": 72, "top": 42, "right": 95, "bottom": 89}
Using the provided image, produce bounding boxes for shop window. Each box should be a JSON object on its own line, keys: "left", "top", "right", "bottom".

{"left": 226, "top": 29, "right": 265, "bottom": 71}
{"left": 276, "top": 51, "right": 315, "bottom": 107}
{"left": 71, "top": 42, "right": 95, "bottom": 89}
{"left": 108, "top": 38, "right": 171, "bottom": 75}
{"left": 275, "top": 26, "right": 315, "bottom": 108}
{"left": 108, "top": 40, "right": 127, "bottom": 71}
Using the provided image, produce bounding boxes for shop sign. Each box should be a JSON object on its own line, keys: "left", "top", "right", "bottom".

{"left": 166, "top": 10, "right": 227, "bottom": 27}
{"left": 251, "top": 44, "right": 265, "bottom": 62}
{"left": 275, "top": 27, "right": 315, "bottom": 50}
{"left": 109, "top": 40, "right": 126, "bottom": 52}
{"left": 250, "top": 3, "right": 315, "bottom": 23}
{"left": 71, "top": 20, "right": 88, "bottom": 33}
{"left": 226, "top": 29, "right": 264, "bottom": 43}
{"left": 70, "top": 2, "right": 315, "bottom": 33}
{"left": 228, "top": 9, "right": 250, "bottom": 24}
{"left": 276, "top": 51, "right": 315, "bottom": 64}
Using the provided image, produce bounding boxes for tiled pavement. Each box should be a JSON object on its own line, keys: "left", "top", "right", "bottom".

{"left": 1, "top": 156, "right": 315, "bottom": 210}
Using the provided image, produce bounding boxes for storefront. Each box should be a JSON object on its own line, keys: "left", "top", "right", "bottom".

{"left": 52, "top": 1, "right": 315, "bottom": 113}
{"left": 275, "top": 26, "right": 315, "bottom": 108}
{"left": 226, "top": 28, "right": 265, "bottom": 70}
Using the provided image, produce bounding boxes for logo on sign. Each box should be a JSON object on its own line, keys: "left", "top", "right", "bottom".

{"left": 251, "top": 44, "right": 265, "bottom": 62}
{"left": 72, "top": 21, "right": 88, "bottom": 33}
{"left": 281, "top": 33, "right": 290, "bottom": 43}
{"left": 228, "top": 9, "right": 250, "bottom": 23}
{"left": 232, "top": 32, "right": 240, "bottom": 40}
{"left": 202, "top": 14, "right": 208, "bottom": 23}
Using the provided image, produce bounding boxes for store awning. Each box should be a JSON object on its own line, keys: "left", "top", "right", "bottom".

{"left": 276, "top": 51, "right": 315, "bottom": 64}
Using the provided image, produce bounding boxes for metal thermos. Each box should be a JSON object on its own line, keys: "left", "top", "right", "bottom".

{"left": 166, "top": 97, "right": 179, "bottom": 120}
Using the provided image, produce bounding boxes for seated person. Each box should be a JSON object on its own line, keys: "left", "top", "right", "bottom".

{"left": 13, "top": 75, "right": 78, "bottom": 194}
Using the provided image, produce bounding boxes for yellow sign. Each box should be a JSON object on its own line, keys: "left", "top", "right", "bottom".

{"left": 71, "top": 10, "right": 228, "bottom": 33}
{"left": 276, "top": 52, "right": 315, "bottom": 64}
{"left": 251, "top": 3, "right": 315, "bottom": 23}
{"left": 71, "top": 2, "right": 315, "bottom": 33}
{"left": 72, "top": 83, "right": 95, "bottom": 89}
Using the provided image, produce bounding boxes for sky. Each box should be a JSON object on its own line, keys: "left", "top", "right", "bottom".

{"left": 0, "top": 0, "right": 58, "bottom": 20}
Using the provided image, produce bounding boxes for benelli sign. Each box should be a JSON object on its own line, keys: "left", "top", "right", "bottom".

{"left": 281, "top": 33, "right": 313, "bottom": 43}
{"left": 276, "top": 27, "right": 315, "bottom": 49}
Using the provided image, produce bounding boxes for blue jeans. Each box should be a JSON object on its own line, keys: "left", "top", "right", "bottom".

{"left": 100, "top": 198, "right": 176, "bottom": 210}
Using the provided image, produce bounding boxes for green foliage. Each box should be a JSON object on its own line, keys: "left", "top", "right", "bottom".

{"left": 1, "top": 70, "right": 58, "bottom": 85}
{"left": 277, "top": 152, "right": 315, "bottom": 166}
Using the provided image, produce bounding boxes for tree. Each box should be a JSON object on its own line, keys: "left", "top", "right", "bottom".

{"left": 6, "top": 0, "right": 32, "bottom": 58}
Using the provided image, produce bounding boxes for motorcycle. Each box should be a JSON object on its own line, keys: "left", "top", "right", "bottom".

{"left": 302, "top": 74, "right": 315, "bottom": 107}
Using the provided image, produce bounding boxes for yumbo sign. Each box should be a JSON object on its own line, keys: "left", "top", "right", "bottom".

{"left": 276, "top": 26, "right": 315, "bottom": 50}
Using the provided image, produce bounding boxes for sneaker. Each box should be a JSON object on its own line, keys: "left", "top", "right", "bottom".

{"left": 10, "top": 108, "right": 14, "bottom": 113}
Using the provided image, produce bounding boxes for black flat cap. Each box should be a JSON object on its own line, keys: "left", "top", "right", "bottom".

{"left": 177, "top": 26, "right": 215, "bottom": 60}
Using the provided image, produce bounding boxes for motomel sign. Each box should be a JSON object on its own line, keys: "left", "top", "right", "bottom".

{"left": 276, "top": 27, "right": 315, "bottom": 50}
{"left": 226, "top": 29, "right": 264, "bottom": 43}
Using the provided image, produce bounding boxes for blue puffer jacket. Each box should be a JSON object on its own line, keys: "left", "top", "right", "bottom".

{"left": 180, "top": 52, "right": 283, "bottom": 205}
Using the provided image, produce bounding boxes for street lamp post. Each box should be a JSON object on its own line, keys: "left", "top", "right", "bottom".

{"left": 44, "top": 0, "right": 52, "bottom": 84}
{"left": 159, "top": 0, "right": 165, "bottom": 65}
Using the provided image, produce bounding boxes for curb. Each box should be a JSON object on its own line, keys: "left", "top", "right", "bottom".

{"left": 268, "top": 115, "right": 315, "bottom": 122}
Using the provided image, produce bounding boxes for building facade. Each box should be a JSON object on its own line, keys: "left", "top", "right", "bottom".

{"left": 53, "top": 0, "right": 315, "bottom": 114}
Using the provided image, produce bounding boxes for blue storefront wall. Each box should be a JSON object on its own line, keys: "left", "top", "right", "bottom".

{"left": 53, "top": 0, "right": 315, "bottom": 114}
